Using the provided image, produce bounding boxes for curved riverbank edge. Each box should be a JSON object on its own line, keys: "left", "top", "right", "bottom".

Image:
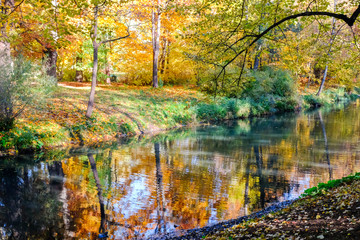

{"left": 151, "top": 174, "right": 360, "bottom": 240}
{"left": 147, "top": 200, "right": 295, "bottom": 240}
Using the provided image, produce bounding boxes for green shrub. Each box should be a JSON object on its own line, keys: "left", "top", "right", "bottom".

{"left": 0, "top": 54, "right": 56, "bottom": 131}
{"left": 242, "top": 67, "right": 297, "bottom": 100}
{"left": 13, "top": 128, "right": 44, "bottom": 152}
{"left": 0, "top": 127, "right": 45, "bottom": 152}
{"left": 221, "top": 98, "right": 239, "bottom": 119}
{"left": 301, "top": 172, "right": 360, "bottom": 197}
{"left": 303, "top": 94, "right": 323, "bottom": 108}
{"left": 236, "top": 99, "right": 251, "bottom": 118}
{"left": 275, "top": 97, "right": 298, "bottom": 112}
{"left": 196, "top": 103, "right": 227, "bottom": 122}
{"left": 119, "top": 122, "right": 135, "bottom": 135}
{"left": 173, "top": 112, "right": 193, "bottom": 125}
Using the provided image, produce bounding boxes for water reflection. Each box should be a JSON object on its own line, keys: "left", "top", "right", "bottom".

{"left": 0, "top": 104, "right": 360, "bottom": 239}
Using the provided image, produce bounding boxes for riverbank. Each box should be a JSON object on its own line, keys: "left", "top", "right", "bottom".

{"left": 204, "top": 173, "right": 360, "bottom": 240}
{"left": 153, "top": 173, "right": 360, "bottom": 239}
{"left": 0, "top": 83, "right": 359, "bottom": 155}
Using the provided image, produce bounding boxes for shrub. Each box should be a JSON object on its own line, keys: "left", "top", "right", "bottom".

{"left": 242, "top": 66, "right": 297, "bottom": 100}
{"left": 119, "top": 122, "right": 135, "bottom": 135}
{"left": 222, "top": 98, "right": 239, "bottom": 118}
{"left": 0, "top": 54, "right": 56, "bottom": 131}
{"left": 303, "top": 94, "right": 323, "bottom": 108}
{"left": 173, "top": 112, "right": 193, "bottom": 125}
{"left": 0, "top": 127, "right": 45, "bottom": 153}
{"left": 235, "top": 99, "right": 251, "bottom": 118}
{"left": 301, "top": 172, "right": 360, "bottom": 197}
{"left": 196, "top": 103, "right": 227, "bottom": 122}
{"left": 275, "top": 97, "right": 298, "bottom": 112}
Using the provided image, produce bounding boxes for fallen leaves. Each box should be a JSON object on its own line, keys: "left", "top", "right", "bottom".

{"left": 206, "top": 178, "right": 360, "bottom": 239}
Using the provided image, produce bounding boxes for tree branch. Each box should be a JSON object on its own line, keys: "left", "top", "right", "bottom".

{"left": 100, "top": 30, "right": 130, "bottom": 45}
{"left": 216, "top": 6, "right": 360, "bottom": 80}
{"left": 0, "top": 0, "right": 25, "bottom": 23}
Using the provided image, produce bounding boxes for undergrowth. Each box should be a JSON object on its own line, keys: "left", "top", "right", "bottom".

{"left": 301, "top": 172, "right": 360, "bottom": 197}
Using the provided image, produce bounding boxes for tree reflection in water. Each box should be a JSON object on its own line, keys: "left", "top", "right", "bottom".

{"left": 0, "top": 159, "right": 65, "bottom": 239}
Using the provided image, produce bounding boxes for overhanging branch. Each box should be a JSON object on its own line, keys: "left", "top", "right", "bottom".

{"left": 216, "top": 5, "right": 360, "bottom": 80}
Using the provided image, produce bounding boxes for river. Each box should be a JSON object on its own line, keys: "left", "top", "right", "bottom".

{"left": 0, "top": 102, "right": 359, "bottom": 239}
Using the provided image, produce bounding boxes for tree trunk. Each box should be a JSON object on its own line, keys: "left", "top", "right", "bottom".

{"left": 86, "top": 43, "right": 99, "bottom": 118}
{"left": 44, "top": 48, "right": 58, "bottom": 79}
{"left": 86, "top": 6, "right": 99, "bottom": 118}
{"left": 253, "top": 52, "right": 260, "bottom": 70}
{"left": 317, "top": 65, "right": 328, "bottom": 96}
{"left": 317, "top": 0, "right": 337, "bottom": 96}
{"left": 152, "top": 0, "right": 161, "bottom": 88}
{"left": 0, "top": 0, "right": 14, "bottom": 62}
{"left": 159, "top": 38, "right": 167, "bottom": 75}
{"left": 105, "top": 65, "right": 111, "bottom": 84}
{"left": 75, "top": 56, "right": 83, "bottom": 82}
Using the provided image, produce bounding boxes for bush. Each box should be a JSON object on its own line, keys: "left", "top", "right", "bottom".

{"left": 0, "top": 127, "right": 44, "bottom": 153}
{"left": 302, "top": 87, "right": 358, "bottom": 110}
{"left": 303, "top": 94, "right": 323, "bottom": 108}
{"left": 241, "top": 66, "right": 297, "bottom": 100}
{"left": 0, "top": 54, "right": 56, "bottom": 131}
{"left": 236, "top": 99, "right": 251, "bottom": 118}
{"left": 301, "top": 172, "right": 360, "bottom": 197}
{"left": 196, "top": 103, "right": 227, "bottom": 122}
{"left": 119, "top": 122, "right": 135, "bottom": 135}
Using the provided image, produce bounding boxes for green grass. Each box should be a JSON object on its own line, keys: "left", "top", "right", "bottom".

{"left": 0, "top": 82, "right": 358, "bottom": 154}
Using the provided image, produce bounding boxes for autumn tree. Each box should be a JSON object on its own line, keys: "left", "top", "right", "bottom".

{"left": 77, "top": 0, "right": 130, "bottom": 118}
{"left": 317, "top": 0, "right": 337, "bottom": 96}
{"left": 4, "top": 0, "right": 78, "bottom": 79}
{"left": 188, "top": 0, "right": 360, "bottom": 96}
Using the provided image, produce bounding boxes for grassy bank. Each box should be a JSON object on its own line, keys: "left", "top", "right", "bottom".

{"left": 0, "top": 82, "right": 359, "bottom": 154}
{"left": 205, "top": 173, "right": 360, "bottom": 239}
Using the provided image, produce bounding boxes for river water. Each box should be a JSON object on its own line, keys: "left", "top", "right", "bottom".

{"left": 0, "top": 102, "right": 359, "bottom": 239}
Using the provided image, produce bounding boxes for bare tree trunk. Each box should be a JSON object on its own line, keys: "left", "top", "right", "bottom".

{"left": 86, "top": 43, "right": 99, "bottom": 117}
{"left": 152, "top": 0, "right": 161, "bottom": 88}
{"left": 44, "top": 48, "right": 58, "bottom": 79}
{"left": 317, "top": 65, "right": 328, "bottom": 96}
{"left": 0, "top": 0, "right": 14, "bottom": 61}
{"left": 317, "top": 0, "right": 337, "bottom": 96}
{"left": 0, "top": 0, "right": 14, "bottom": 131}
{"left": 105, "top": 65, "right": 111, "bottom": 84}
{"left": 159, "top": 37, "right": 168, "bottom": 75}
{"left": 84, "top": 5, "right": 129, "bottom": 118}
{"left": 86, "top": 6, "right": 99, "bottom": 118}
{"left": 75, "top": 56, "right": 83, "bottom": 82}
{"left": 253, "top": 52, "right": 261, "bottom": 70}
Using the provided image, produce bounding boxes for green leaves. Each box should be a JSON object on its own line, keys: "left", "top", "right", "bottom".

{"left": 301, "top": 172, "right": 360, "bottom": 198}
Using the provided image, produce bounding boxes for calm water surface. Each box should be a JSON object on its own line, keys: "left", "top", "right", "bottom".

{"left": 1, "top": 103, "right": 360, "bottom": 239}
